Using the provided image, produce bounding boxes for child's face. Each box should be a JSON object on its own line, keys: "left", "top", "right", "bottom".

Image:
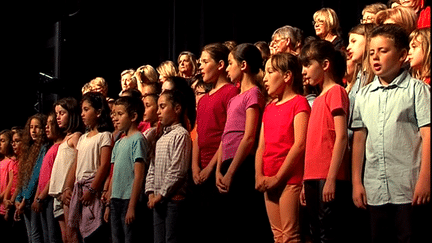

{"left": 226, "top": 53, "right": 243, "bottom": 83}
{"left": 29, "top": 118, "right": 43, "bottom": 141}
{"left": 0, "top": 134, "right": 10, "bottom": 155}
{"left": 302, "top": 59, "right": 325, "bottom": 87}
{"left": 143, "top": 96, "right": 158, "bottom": 124}
{"left": 12, "top": 133, "right": 22, "bottom": 156}
{"left": 55, "top": 105, "right": 69, "bottom": 130}
{"left": 81, "top": 100, "right": 99, "bottom": 128}
{"left": 199, "top": 51, "right": 221, "bottom": 84}
{"left": 112, "top": 104, "right": 132, "bottom": 132}
{"left": 157, "top": 95, "right": 179, "bottom": 127}
{"left": 369, "top": 36, "right": 407, "bottom": 82}
{"left": 347, "top": 33, "right": 366, "bottom": 64}
{"left": 407, "top": 36, "right": 425, "bottom": 70}
{"left": 263, "top": 60, "right": 286, "bottom": 98}
{"left": 46, "top": 115, "right": 56, "bottom": 140}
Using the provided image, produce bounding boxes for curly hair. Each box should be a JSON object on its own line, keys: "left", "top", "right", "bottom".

{"left": 17, "top": 114, "right": 48, "bottom": 192}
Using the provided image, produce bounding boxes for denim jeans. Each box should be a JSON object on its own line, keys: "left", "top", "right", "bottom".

{"left": 153, "top": 199, "right": 184, "bottom": 243}
{"left": 40, "top": 196, "right": 62, "bottom": 243}
{"left": 110, "top": 198, "right": 137, "bottom": 243}
{"left": 23, "top": 199, "right": 43, "bottom": 243}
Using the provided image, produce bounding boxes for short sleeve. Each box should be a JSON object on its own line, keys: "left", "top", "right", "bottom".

{"left": 327, "top": 85, "right": 349, "bottom": 116}
{"left": 294, "top": 95, "right": 311, "bottom": 115}
{"left": 100, "top": 132, "right": 113, "bottom": 148}
{"left": 245, "top": 87, "right": 265, "bottom": 111}
{"left": 351, "top": 94, "right": 365, "bottom": 129}
{"left": 132, "top": 135, "right": 148, "bottom": 164}
{"left": 414, "top": 81, "right": 431, "bottom": 127}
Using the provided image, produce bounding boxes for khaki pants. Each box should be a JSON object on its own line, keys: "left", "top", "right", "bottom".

{"left": 264, "top": 184, "right": 302, "bottom": 243}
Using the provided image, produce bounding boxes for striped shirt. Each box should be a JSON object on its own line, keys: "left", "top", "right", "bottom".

{"left": 145, "top": 123, "right": 192, "bottom": 198}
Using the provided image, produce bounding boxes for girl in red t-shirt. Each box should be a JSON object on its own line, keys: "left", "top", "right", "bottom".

{"left": 256, "top": 53, "right": 310, "bottom": 243}
{"left": 299, "top": 39, "right": 350, "bottom": 242}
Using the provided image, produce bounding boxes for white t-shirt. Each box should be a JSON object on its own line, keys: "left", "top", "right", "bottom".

{"left": 75, "top": 131, "right": 112, "bottom": 182}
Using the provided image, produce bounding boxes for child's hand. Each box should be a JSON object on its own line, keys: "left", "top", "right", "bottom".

{"left": 412, "top": 178, "right": 431, "bottom": 206}
{"left": 352, "top": 183, "right": 367, "bottom": 209}
{"left": 265, "top": 176, "right": 280, "bottom": 191}
{"left": 322, "top": 179, "right": 336, "bottom": 202}
{"left": 63, "top": 188, "right": 72, "bottom": 206}
{"left": 192, "top": 167, "right": 201, "bottom": 185}
{"left": 80, "top": 190, "right": 96, "bottom": 206}
{"left": 255, "top": 174, "right": 266, "bottom": 192}
{"left": 125, "top": 207, "right": 135, "bottom": 225}
{"left": 104, "top": 207, "right": 110, "bottom": 223}
{"left": 300, "top": 185, "right": 306, "bottom": 206}
{"left": 216, "top": 171, "right": 226, "bottom": 193}
{"left": 199, "top": 166, "right": 213, "bottom": 184}
{"left": 31, "top": 199, "right": 42, "bottom": 213}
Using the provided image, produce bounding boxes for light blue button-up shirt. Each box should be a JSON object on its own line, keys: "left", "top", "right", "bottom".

{"left": 351, "top": 70, "right": 430, "bottom": 206}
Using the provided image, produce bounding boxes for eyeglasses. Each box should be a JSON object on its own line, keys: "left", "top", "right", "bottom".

{"left": 312, "top": 20, "right": 325, "bottom": 26}
{"left": 269, "top": 38, "right": 287, "bottom": 47}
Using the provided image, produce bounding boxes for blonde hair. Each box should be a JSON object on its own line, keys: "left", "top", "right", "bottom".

{"left": 362, "top": 3, "right": 387, "bottom": 15}
{"left": 81, "top": 82, "right": 92, "bottom": 95}
{"left": 137, "top": 65, "right": 159, "bottom": 84}
{"left": 409, "top": 28, "right": 431, "bottom": 82}
{"left": 375, "top": 6, "right": 418, "bottom": 34}
{"left": 313, "top": 8, "right": 342, "bottom": 36}
{"left": 90, "top": 77, "right": 108, "bottom": 96}
{"left": 157, "top": 61, "right": 178, "bottom": 79}
{"left": 120, "top": 69, "right": 137, "bottom": 89}
{"left": 177, "top": 51, "right": 199, "bottom": 77}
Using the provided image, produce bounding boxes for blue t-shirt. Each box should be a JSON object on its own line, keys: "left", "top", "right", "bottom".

{"left": 16, "top": 144, "right": 48, "bottom": 202}
{"left": 111, "top": 132, "right": 148, "bottom": 200}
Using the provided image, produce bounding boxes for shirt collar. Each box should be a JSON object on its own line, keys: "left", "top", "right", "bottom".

{"left": 370, "top": 70, "right": 410, "bottom": 92}
{"left": 163, "top": 123, "right": 183, "bottom": 134}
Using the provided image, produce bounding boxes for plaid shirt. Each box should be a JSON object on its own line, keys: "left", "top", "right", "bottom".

{"left": 145, "top": 123, "right": 192, "bottom": 198}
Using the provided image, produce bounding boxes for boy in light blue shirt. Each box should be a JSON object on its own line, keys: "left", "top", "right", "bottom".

{"left": 109, "top": 96, "right": 148, "bottom": 243}
{"left": 351, "top": 24, "right": 430, "bottom": 243}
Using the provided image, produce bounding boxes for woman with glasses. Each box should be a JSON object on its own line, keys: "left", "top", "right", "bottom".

{"left": 312, "top": 8, "right": 345, "bottom": 52}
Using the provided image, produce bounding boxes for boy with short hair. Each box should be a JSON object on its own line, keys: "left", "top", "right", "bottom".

{"left": 109, "top": 96, "right": 148, "bottom": 243}
{"left": 351, "top": 24, "right": 430, "bottom": 243}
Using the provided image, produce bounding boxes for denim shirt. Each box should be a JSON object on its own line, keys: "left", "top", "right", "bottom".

{"left": 351, "top": 70, "right": 431, "bottom": 205}
{"left": 16, "top": 144, "right": 49, "bottom": 202}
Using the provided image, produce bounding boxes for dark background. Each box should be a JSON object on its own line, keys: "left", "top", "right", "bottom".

{"left": 1, "top": 0, "right": 384, "bottom": 129}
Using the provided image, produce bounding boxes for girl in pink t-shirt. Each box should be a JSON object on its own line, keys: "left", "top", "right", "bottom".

{"left": 299, "top": 39, "right": 350, "bottom": 242}
{"left": 216, "top": 43, "right": 267, "bottom": 243}
{"left": 256, "top": 53, "right": 310, "bottom": 243}
{"left": 0, "top": 129, "right": 14, "bottom": 216}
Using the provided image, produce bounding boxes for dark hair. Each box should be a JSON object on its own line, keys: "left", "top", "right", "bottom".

{"left": 114, "top": 96, "right": 145, "bottom": 124}
{"left": 143, "top": 82, "right": 162, "bottom": 96}
{"left": 47, "top": 110, "right": 64, "bottom": 141}
{"left": 160, "top": 87, "right": 196, "bottom": 132}
{"left": 121, "top": 88, "right": 142, "bottom": 99}
{"left": 0, "top": 129, "right": 14, "bottom": 157}
{"left": 54, "top": 97, "right": 83, "bottom": 134}
{"left": 254, "top": 41, "right": 271, "bottom": 65}
{"left": 299, "top": 39, "right": 347, "bottom": 85}
{"left": 202, "top": 43, "right": 230, "bottom": 69}
{"left": 81, "top": 92, "right": 114, "bottom": 132}
{"left": 231, "top": 43, "right": 263, "bottom": 75}
{"left": 370, "top": 24, "right": 409, "bottom": 52}
{"left": 270, "top": 53, "right": 304, "bottom": 95}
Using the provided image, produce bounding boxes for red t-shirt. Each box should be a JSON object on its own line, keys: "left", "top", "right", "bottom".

{"left": 304, "top": 85, "right": 350, "bottom": 181}
{"left": 417, "top": 6, "right": 430, "bottom": 29}
{"left": 196, "top": 84, "right": 239, "bottom": 168}
{"left": 262, "top": 95, "right": 311, "bottom": 185}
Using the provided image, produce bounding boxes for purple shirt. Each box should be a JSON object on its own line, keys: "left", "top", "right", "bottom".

{"left": 221, "top": 86, "right": 265, "bottom": 161}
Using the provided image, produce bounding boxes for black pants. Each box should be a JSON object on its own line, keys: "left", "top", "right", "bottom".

{"left": 304, "top": 180, "right": 352, "bottom": 243}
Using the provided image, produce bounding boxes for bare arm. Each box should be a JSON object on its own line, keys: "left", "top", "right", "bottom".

{"left": 413, "top": 125, "right": 431, "bottom": 205}
{"left": 322, "top": 111, "right": 348, "bottom": 202}
{"left": 126, "top": 160, "right": 146, "bottom": 224}
{"left": 218, "top": 106, "right": 260, "bottom": 193}
{"left": 352, "top": 128, "right": 367, "bottom": 209}
{"left": 255, "top": 124, "right": 266, "bottom": 192}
